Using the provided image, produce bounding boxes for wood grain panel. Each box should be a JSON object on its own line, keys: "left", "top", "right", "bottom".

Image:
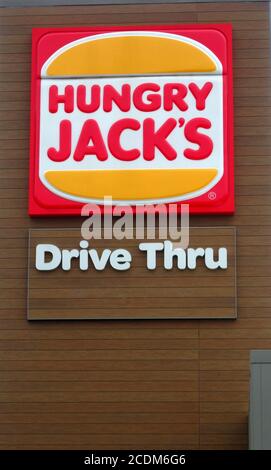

{"left": 28, "top": 227, "right": 236, "bottom": 320}
{"left": 0, "top": 0, "right": 270, "bottom": 451}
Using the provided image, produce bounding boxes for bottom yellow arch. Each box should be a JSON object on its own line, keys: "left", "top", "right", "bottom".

{"left": 45, "top": 168, "right": 218, "bottom": 201}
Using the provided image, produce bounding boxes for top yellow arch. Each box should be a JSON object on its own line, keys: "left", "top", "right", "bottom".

{"left": 44, "top": 33, "right": 219, "bottom": 77}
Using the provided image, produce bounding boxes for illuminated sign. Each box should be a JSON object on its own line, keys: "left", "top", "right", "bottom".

{"left": 29, "top": 25, "right": 234, "bottom": 215}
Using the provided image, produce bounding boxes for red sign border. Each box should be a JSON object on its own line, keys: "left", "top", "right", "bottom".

{"left": 29, "top": 24, "right": 234, "bottom": 216}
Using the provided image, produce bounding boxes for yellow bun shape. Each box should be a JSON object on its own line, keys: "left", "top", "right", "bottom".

{"left": 45, "top": 169, "right": 218, "bottom": 202}
{"left": 45, "top": 33, "right": 218, "bottom": 77}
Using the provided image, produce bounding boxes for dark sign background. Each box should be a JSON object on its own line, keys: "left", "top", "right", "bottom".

{"left": 28, "top": 227, "right": 236, "bottom": 320}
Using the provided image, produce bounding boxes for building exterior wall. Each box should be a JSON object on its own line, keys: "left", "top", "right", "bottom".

{"left": 0, "top": 1, "right": 270, "bottom": 449}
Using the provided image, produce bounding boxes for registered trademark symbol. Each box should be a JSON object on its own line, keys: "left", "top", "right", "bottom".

{"left": 208, "top": 191, "right": 216, "bottom": 200}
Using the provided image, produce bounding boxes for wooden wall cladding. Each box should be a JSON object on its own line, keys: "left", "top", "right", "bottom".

{"left": 28, "top": 227, "right": 236, "bottom": 320}
{"left": 0, "top": 1, "right": 270, "bottom": 450}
